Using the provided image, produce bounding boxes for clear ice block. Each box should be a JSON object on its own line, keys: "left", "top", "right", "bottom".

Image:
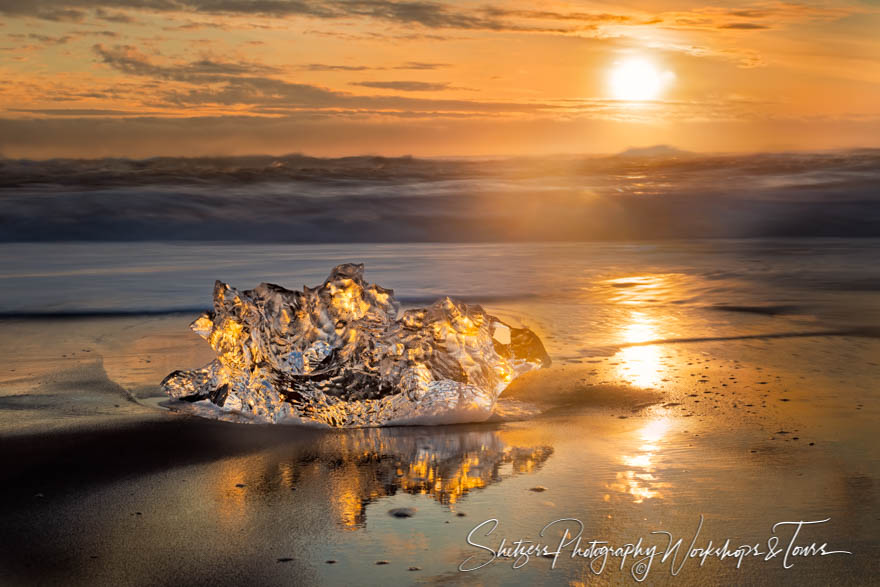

{"left": 162, "top": 264, "right": 550, "bottom": 427}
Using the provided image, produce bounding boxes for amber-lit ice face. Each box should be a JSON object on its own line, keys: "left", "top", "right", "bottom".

{"left": 162, "top": 264, "right": 551, "bottom": 427}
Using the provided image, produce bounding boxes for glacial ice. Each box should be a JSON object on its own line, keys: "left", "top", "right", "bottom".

{"left": 161, "top": 264, "right": 550, "bottom": 427}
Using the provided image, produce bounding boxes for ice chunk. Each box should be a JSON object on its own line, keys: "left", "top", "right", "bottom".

{"left": 161, "top": 264, "right": 550, "bottom": 427}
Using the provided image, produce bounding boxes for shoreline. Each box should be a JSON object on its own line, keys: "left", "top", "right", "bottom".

{"left": 0, "top": 244, "right": 877, "bottom": 584}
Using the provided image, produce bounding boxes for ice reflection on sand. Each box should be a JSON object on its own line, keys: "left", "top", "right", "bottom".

{"left": 205, "top": 427, "right": 553, "bottom": 529}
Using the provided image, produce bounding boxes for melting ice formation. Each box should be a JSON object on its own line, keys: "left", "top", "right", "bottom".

{"left": 162, "top": 264, "right": 550, "bottom": 427}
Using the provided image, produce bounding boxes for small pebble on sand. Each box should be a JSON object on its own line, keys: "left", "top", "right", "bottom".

{"left": 388, "top": 508, "right": 417, "bottom": 518}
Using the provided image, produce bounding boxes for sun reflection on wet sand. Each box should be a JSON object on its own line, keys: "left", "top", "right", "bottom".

{"left": 598, "top": 274, "right": 685, "bottom": 390}
{"left": 607, "top": 417, "right": 672, "bottom": 503}
{"left": 616, "top": 311, "right": 665, "bottom": 389}
{"left": 604, "top": 273, "right": 687, "bottom": 306}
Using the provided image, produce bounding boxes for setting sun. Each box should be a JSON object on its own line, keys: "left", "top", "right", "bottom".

{"left": 609, "top": 58, "right": 666, "bottom": 102}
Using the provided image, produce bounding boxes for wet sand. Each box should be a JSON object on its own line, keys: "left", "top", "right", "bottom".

{"left": 0, "top": 314, "right": 877, "bottom": 585}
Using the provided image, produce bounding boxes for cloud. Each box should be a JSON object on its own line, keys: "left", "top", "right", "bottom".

{"left": 304, "top": 63, "right": 373, "bottom": 72}
{"left": 8, "top": 33, "right": 75, "bottom": 45}
{"left": 394, "top": 61, "right": 449, "bottom": 70}
{"left": 719, "top": 23, "right": 770, "bottom": 30}
{"left": 73, "top": 29, "right": 120, "bottom": 37}
{"left": 303, "top": 28, "right": 453, "bottom": 42}
{"left": 161, "top": 76, "right": 548, "bottom": 114}
{"left": 0, "top": 0, "right": 631, "bottom": 33}
{"left": 8, "top": 108, "right": 143, "bottom": 115}
{"left": 96, "top": 46, "right": 497, "bottom": 116}
{"left": 657, "top": 3, "right": 854, "bottom": 32}
{"left": 4, "top": 29, "right": 118, "bottom": 51}
{"left": 350, "top": 81, "right": 450, "bottom": 91}
{"left": 88, "top": 44, "right": 562, "bottom": 114}
{"left": 304, "top": 61, "right": 449, "bottom": 72}
{"left": 39, "top": 8, "right": 88, "bottom": 22}
{"left": 483, "top": 8, "right": 630, "bottom": 24}
{"left": 93, "top": 43, "right": 283, "bottom": 80}
{"left": 91, "top": 45, "right": 508, "bottom": 113}
{"left": 638, "top": 38, "right": 767, "bottom": 68}
{"left": 0, "top": 0, "right": 859, "bottom": 44}
{"left": 94, "top": 7, "right": 135, "bottom": 22}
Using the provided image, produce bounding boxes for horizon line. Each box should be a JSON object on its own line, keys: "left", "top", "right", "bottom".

{"left": 3, "top": 145, "right": 880, "bottom": 163}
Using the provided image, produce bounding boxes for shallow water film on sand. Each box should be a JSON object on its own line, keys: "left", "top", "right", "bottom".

{"left": 0, "top": 240, "right": 877, "bottom": 585}
{"left": 161, "top": 263, "right": 549, "bottom": 427}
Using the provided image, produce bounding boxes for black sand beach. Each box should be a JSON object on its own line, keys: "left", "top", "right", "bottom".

{"left": 1, "top": 296, "right": 877, "bottom": 585}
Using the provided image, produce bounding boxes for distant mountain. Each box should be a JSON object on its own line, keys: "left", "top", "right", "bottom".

{"left": 615, "top": 145, "right": 690, "bottom": 158}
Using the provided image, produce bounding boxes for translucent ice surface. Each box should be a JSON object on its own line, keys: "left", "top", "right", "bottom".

{"left": 161, "top": 264, "right": 550, "bottom": 427}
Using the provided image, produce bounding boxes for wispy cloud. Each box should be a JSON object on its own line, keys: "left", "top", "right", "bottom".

{"left": 94, "top": 7, "right": 136, "bottom": 23}
{"left": 303, "top": 63, "right": 376, "bottom": 72}
{"left": 304, "top": 61, "right": 449, "bottom": 71}
{"left": 0, "top": 0, "right": 861, "bottom": 41}
{"left": 718, "top": 22, "right": 770, "bottom": 30}
{"left": 93, "top": 43, "right": 283, "bottom": 80}
{"left": 8, "top": 107, "right": 143, "bottom": 115}
{"left": 394, "top": 61, "right": 449, "bottom": 70}
{"left": 8, "top": 33, "right": 75, "bottom": 45}
{"left": 656, "top": 2, "right": 854, "bottom": 32}
{"left": 0, "top": 0, "right": 631, "bottom": 32}
{"left": 89, "top": 44, "right": 571, "bottom": 115}
{"left": 351, "top": 80, "right": 451, "bottom": 91}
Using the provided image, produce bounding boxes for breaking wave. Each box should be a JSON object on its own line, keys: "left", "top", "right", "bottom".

{"left": 2, "top": 149, "right": 879, "bottom": 242}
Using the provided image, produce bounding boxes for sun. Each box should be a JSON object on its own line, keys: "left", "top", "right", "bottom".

{"left": 609, "top": 58, "right": 664, "bottom": 101}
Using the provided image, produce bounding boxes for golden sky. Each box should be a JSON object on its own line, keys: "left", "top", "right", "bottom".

{"left": 1, "top": 0, "right": 879, "bottom": 157}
